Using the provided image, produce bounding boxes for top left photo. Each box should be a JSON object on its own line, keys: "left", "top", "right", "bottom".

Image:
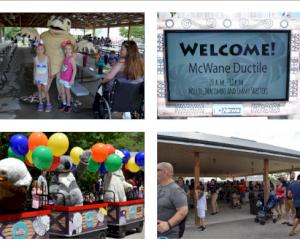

{"left": 0, "top": 13, "right": 144, "bottom": 119}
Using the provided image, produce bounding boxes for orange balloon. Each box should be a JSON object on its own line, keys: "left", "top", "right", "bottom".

{"left": 105, "top": 144, "right": 115, "bottom": 155}
{"left": 28, "top": 132, "right": 48, "bottom": 151}
{"left": 91, "top": 143, "right": 108, "bottom": 163}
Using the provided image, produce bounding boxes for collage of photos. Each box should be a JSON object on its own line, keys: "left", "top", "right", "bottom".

{"left": 2, "top": 0, "right": 300, "bottom": 246}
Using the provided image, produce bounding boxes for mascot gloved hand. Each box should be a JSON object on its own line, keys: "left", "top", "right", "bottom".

{"left": 0, "top": 158, "right": 32, "bottom": 214}
{"left": 49, "top": 150, "right": 91, "bottom": 206}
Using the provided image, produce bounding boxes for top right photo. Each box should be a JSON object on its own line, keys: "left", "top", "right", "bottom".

{"left": 157, "top": 12, "right": 300, "bottom": 119}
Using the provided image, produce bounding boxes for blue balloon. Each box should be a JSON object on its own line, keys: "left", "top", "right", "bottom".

{"left": 70, "top": 164, "right": 77, "bottom": 171}
{"left": 9, "top": 134, "right": 29, "bottom": 156}
{"left": 135, "top": 152, "right": 144, "bottom": 167}
{"left": 98, "top": 162, "right": 108, "bottom": 174}
{"left": 120, "top": 149, "right": 131, "bottom": 163}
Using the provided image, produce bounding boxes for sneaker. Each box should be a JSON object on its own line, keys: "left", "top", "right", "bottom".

{"left": 45, "top": 104, "right": 52, "bottom": 112}
{"left": 37, "top": 102, "right": 43, "bottom": 111}
{"left": 64, "top": 105, "right": 71, "bottom": 113}
{"left": 59, "top": 103, "right": 66, "bottom": 111}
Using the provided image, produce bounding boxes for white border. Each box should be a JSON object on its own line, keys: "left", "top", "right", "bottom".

{"left": 0, "top": 1, "right": 300, "bottom": 248}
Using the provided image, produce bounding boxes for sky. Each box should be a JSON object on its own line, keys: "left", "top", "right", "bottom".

{"left": 188, "top": 118, "right": 300, "bottom": 152}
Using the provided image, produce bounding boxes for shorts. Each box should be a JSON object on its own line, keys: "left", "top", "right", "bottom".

{"left": 35, "top": 80, "right": 48, "bottom": 86}
{"left": 59, "top": 79, "right": 72, "bottom": 89}
{"left": 285, "top": 199, "right": 296, "bottom": 214}
{"left": 197, "top": 209, "right": 206, "bottom": 219}
{"left": 296, "top": 207, "right": 300, "bottom": 219}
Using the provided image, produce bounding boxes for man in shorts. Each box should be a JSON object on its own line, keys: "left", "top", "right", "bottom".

{"left": 157, "top": 162, "right": 188, "bottom": 239}
{"left": 288, "top": 174, "right": 300, "bottom": 236}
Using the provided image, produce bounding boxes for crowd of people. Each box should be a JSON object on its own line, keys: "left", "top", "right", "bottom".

{"left": 157, "top": 161, "right": 300, "bottom": 238}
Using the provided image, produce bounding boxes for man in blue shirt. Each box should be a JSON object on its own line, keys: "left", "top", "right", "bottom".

{"left": 288, "top": 174, "right": 300, "bottom": 236}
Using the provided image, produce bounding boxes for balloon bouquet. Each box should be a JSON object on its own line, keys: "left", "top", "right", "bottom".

{"left": 7, "top": 132, "right": 144, "bottom": 205}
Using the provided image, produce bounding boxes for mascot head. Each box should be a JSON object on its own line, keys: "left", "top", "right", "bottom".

{"left": 0, "top": 158, "right": 32, "bottom": 188}
{"left": 56, "top": 155, "right": 73, "bottom": 173}
{"left": 47, "top": 16, "right": 71, "bottom": 34}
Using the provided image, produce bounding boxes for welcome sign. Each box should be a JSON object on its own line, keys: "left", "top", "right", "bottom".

{"left": 165, "top": 30, "right": 291, "bottom": 101}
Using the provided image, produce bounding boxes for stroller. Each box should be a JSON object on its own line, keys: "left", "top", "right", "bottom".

{"left": 254, "top": 193, "right": 278, "bottom": 225}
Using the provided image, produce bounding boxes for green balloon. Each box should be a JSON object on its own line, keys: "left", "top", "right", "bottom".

{"left": 32, "top": 146, "right": 53, "bottom": 171}
{"left": 105, "top": 154, "right": 122, "bottom": 172}
{"left": 87, "top": 157, "right": 100, "bottom": 173}
{"left": 8, "top": 147, "right": 25, "bottom": 161}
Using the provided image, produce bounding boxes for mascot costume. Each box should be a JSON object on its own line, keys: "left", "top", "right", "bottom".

{"left": 0, "top": 158, "right": 32, "bottom": 214}
{"left": 19, "top": 15, "right": 95, "bottom": 102}
{"left": 49, "top": 150, "right": 90, "bottom": 206}
{"left": 103, "top": 168, "right": 133, "bottom": 202}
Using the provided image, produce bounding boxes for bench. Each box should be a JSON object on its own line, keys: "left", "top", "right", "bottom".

{"left": 70, "top": 82, "right": 91, "bottom": 113}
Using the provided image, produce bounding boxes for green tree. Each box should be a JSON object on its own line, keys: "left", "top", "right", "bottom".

{"left": 119, "top": 26, "right": 144, "bottom": 40}
{"left": 4, "top": 27, "right": 21, "bottom": 39}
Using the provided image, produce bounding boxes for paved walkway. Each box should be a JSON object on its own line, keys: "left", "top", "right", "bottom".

{"left": 183, "top": 200, "right": 300, "bottom": 239}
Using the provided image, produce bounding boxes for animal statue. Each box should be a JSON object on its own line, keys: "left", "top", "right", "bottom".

{"left": 49, "top": 150, "right": 90, "bottom": 206}
{"left": 103, "top": 168, "right": 133, "bottom": 202}
{"left": 19, "top": 15, "right": 96, "bottom": 102}
{"left": 0, "top": 158, "right": 32, "bottom": 214}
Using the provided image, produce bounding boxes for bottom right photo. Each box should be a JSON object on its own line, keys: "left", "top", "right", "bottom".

{"left": 157, "top": 131, "right": 300, "bottom": 239}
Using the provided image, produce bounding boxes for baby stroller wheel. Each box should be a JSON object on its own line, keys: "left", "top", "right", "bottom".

{"left": 254, "top": 218, "right": 259, "bottom": 223}
{"left": 260, "top": 220, "right": 266, "bottom": 225}
{"left": 272, "top": 218, "right": 277, "bottom": 223}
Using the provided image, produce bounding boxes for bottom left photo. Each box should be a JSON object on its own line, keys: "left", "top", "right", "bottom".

{"left": 0, "top": 132, "right": 144, "bottom": 239}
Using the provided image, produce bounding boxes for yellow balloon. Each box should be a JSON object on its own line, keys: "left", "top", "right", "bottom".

{"left": 26, "top": 151, "right": 33, "bottom": 164}
{"left": 70, "top": 146, "right": 84, "bottom": 165}
{"left": 127, "top": 156, "right": 140, "bottom": 173}
{"left": 48, "top": 133, "right": 69, "bottom": 156}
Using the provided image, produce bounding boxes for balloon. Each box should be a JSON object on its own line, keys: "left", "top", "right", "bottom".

{"left": 120, "top": 149, "right": 131, "bottom": 163}
{"left": 127, "top": 156, "right": 140, "bottom": 173}
{"left": 9, "top": 134, "right": 28, "bottom": 156}
{"left": 70, "top": 147, "right": 84, "bottom": 165}
{"left": 71, "top": 164, "right": 77, "bottom": 171}
{"left": 32, "top": 146, "right": 53, "bottom": 171}
{"left": 7, "top": 147, "right": 25, "bottom": 161}
{"left": 48, "top": 133, "right": 69, "bottom": 156}
{"left": 47, "top": 156, "right": 60, "bottom": 172}
{"left": 91, "top": 143, "right": 108, "bottom": 163}
{"left": 25, "top": 159, "right": 33, "bottom": 167}
{"left": 115, "top": 149, "right": 125, "bottom": 159}
{"left": 87, "top": 157, "right": 100, "bottom": 173}
{"left": 135, "top": 152, "right": 144, "bottom": 167}
{"left": 28, "top": 132, "right": 48, "bottom": 151}
{"left": 26, "top": 151, "right": 33, "bottom": 164}
{"left": 104, "top": 154, "right": 122, "bottom": 172}
{"left": 98, "top": 162, "right": 108, "bottom": 174}
{"left": 105, "top": 144, "right": 115, "bottom": 155}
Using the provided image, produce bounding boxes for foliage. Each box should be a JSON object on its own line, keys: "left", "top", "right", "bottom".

{"left": 119, "top": 26, "right": 144, "bottom": 40}
{"left": 4, "top": 27, "right": 21, "bottom": 39}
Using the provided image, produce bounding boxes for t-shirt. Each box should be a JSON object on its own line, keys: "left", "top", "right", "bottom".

{"left": 157, "top": 182, "right": 188, "bottom": 239}
{"left": 289, "top": 181, "right": 300, "bottom": 208}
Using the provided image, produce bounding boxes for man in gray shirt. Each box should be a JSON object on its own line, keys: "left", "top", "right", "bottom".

{"left": 157, "top": 162, "right": 188, "bottom": 239}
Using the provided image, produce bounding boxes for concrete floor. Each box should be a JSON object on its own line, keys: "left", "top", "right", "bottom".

{"left": 183, "top": 200, "right": 300, "bottom": 239}
{"left": 0, "top": 46, "right": 99, "bottom": 119}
